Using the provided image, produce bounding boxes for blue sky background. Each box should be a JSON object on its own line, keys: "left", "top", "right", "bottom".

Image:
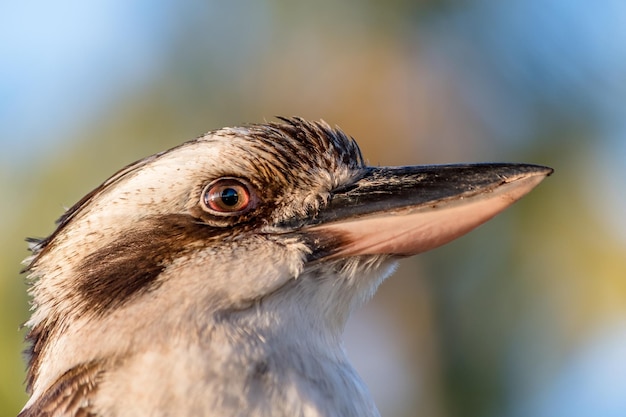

{"left": 0, "top": 1, "right": 173, "bottom": 160}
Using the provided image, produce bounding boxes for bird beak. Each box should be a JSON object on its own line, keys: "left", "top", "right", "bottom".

{"left": 302, "top": 163, "right": 553, "bottom": 260}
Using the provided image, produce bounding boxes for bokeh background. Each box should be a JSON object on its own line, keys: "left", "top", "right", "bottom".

{"left": 1, "top": 1, "right": 625, "bottom": 416}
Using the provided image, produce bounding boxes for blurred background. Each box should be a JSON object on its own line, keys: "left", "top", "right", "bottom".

{"left": 1, "top": 1, "right": 625, "bottom": 416}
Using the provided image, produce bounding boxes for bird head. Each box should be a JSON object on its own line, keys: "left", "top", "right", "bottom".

{"left": 22, "top": 117, "right": 552, "bottom": 407}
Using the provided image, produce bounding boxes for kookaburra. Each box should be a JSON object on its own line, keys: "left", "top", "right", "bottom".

{"left": 20, "top": 117, "right": 552, "bottom": 417}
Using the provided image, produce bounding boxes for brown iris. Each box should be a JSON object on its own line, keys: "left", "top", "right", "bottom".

{"left": 201, "top": 178, "right": 256, "bottom": 215}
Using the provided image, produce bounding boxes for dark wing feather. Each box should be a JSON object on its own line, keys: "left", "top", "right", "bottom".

{"left": 19, "top": 361, "right": 105, "bottom": 417}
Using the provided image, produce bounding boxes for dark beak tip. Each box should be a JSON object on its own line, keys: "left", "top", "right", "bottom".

{"left": 521, "top": 163, "right": 554, "bottom": 176}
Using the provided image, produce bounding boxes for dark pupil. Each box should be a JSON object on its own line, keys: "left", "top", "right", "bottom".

{"left": 220, "top": 188, "right": 239, "bottom": 206}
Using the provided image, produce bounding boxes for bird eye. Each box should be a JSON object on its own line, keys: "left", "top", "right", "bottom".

{"left": 201, "top": 178, "right": 256, "bottom": 215}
